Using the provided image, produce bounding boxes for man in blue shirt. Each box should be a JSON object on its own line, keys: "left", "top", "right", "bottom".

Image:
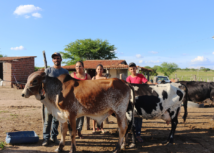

{"left": 42, "top": 52, "right": 69, "bottom": 146}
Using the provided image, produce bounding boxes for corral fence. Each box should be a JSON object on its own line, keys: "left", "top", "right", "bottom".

{"left": 173, "top": 74, "right": 214, "bottom": 82}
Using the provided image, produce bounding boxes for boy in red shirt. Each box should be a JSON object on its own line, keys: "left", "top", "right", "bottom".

{"left": 126, "top": 62, "right": 152, "bottom": 143}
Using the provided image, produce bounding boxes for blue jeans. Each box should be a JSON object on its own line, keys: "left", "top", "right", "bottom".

{"left": 68, "top": 116, "right": 84, "bottom": 132}
{"left": 43, "top": 106, "right": 59, "bottom": 140}
{"left": 134, "top": 117, "right": 142, "bottom": 136}
{"left": 76, "top": 116, "right": 84, "bottom": 132}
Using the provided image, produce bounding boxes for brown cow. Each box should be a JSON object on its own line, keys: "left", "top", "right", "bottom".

{"left": 22, "top": 70, "right": 135, "bottom": 153}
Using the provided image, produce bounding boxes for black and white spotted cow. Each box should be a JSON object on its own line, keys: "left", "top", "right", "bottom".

{"left": 122, "top": 83, "right": 186, "bottom": 149}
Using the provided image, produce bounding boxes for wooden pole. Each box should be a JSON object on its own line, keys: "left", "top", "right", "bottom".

{"left": 43, "top": 51, "right": 47, "bottom": 69}
{"left": 193, "top": 75, "right": 196, "bottom": 81}
{"left": 120, "top": 73, "right": 123, "bottom": 80}
{"left": 147, "top": 72, "right": 150, "bottom": 81}
{"left": 42, "top": 51, "right": 47, "bottom": 126}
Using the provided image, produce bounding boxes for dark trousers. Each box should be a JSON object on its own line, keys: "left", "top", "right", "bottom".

{"left": 43, "top": 107, "right": 59, "bottom": 140}
{"left": 134, "top": 117, "right": 142, "bottom": 136}
{"left": 67, "top": 116, "right": 84, "bottom": 132}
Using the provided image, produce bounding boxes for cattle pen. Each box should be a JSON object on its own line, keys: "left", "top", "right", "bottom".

{"left": 1, "top": 86, "right": 214, "bottom": 153}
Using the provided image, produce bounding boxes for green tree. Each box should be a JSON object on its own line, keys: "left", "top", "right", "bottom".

{"left": 0, "top": 54, "right": 7, "bottom": 57}
{"left": 153, "top": 65, "right": 161, "bottom": 71}
{"left": 144, "top": 66, "right": 158, "bottom": 76}
{"left": 158, "top": 62, "right": 179, "bottom": 77}
{"left": 61, "top": 39, "right": 117, "bottom": 65}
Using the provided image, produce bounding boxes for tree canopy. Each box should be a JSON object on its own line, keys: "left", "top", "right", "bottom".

{"left": 144, "top": 66, "right": 158, "bottom": 76}
{"left": 0, "top": 54, "right": 7, "bottom": 57}
{"left": 61, "top": 39, "right": 117, "bottom": 65}
{"left": 158, "top": 62, "right": 179, "bottom": 76}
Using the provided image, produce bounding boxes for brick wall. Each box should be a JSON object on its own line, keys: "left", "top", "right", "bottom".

{"left": 11, "top": 57, "right": 35, "bottom": 85}
{"left": 3, "top": 62, "right": 12, "bottom": 86}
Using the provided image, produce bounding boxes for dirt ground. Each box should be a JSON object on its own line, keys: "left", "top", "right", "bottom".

{"left": 1, "top": 86, "right": 214, "bottom": 153}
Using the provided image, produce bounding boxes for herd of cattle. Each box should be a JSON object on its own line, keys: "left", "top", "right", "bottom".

{"left": 21, "top": 70, "right": 214, "bottom": 153}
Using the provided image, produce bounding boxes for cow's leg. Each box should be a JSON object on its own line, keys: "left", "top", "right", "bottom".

{"left": 122, "top": 113, "right": 136, "bottom": 149}
{"left": 113, "top": 114, "right": 127, "bottom": 153}
{"left": 68, "top": 117, "right": 76, "bottom": 153}
{"left": 55, "top": 122, "right": 68, "bottom": 152}
{"left": 167, "top": 107, "right": 180, "bottom": 145}
{"left": 129, "top": 121, "right": 136, "bottom": 148}
{"left": 182, "top": 96, "right": 188, "bottom": 122}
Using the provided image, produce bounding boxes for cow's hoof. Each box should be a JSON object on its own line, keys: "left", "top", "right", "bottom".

{"left": 55, "top": 147, "right": 63, "bottom": 152}
{"left": 129, "top": 143, "right": 136, "bottom": 148}
{"left": 121, "top": 143, "right": 126, "bottom": 150}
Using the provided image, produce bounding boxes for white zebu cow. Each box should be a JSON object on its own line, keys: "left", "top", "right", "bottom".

{"left": 122, "top": 83, "right": 186, "bottom": 149}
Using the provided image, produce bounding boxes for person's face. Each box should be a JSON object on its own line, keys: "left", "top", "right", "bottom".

{"left": 129, "top": 66, "right": 137, "bottom": 75}
{"left": 75, "top": 62, "right": 84, "bottom": 73}
{"left": 52, "top": 55, "right": 62, "bottom": 66}
{"left": 96, "top": 66, "right": 103, "bottom": 75}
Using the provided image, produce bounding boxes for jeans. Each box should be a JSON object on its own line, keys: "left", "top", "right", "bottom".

{"left": 134, "top": 117, "right": 142, "bottom": 136}
{"left": 67, "top": 116, "right": 84, "bottom": 132}
{"left": 76, "top": 116, "right": 84, "bottom": 131}
{"left": 43, "top": 106, "right": 59, "bottom": 140}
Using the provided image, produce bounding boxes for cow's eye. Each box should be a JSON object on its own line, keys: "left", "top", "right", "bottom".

{"left": 32, "top": 80, "right": 38, "bottom": 84}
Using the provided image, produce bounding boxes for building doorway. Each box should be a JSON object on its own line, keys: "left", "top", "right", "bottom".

{"left": 0, "top": 63, "right": 3, "bottom": 80}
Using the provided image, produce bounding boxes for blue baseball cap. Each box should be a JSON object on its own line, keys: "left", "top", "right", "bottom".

{"left": 51, "top": 52, "right": 61, "bottom": 59}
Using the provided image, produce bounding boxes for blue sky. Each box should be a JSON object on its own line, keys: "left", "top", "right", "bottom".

{"left": 1, "top": 0, "right": 214, "bottom": 69}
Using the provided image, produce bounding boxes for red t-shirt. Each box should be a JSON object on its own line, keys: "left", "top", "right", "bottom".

{"left": 126, "top": 74, "right": 148, "bottom": 84}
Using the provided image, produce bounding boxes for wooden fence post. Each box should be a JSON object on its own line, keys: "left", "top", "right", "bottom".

{"left": 175, "top": 74, "right": 177, "bottom": 79}
{"left": 120, "top": 73, "right": 123, "bottom": 80}
{"left": 83, "top": 116, "right": 90, "bottom": 130}
{"left": 154, "top": 76, "right": 157, "bottom": 84}
{"left": 193, "top": 75, "right": 196, "bottom": 81}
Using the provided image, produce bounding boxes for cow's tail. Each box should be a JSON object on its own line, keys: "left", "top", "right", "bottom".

{"left": 182, "top": 84, "right": 188, "bottom": 122}
{"left": 126, "top": 82, "right": 136, "bottom": 145}
{"left": 127, "top": 83, "right": 135, "bottom": 131}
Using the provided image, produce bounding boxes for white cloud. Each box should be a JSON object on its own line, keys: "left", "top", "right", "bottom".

{"left": 191, "top": 56, "right": 207, "bottom": 62}
{"left": 139, "top": 60, "right": 143, "bottom": 63}
{"left": 145, "top": 60, "right": 160, "bottom": 64}
{"left": 32, "top": 12, "right": 41, "bottom": 18}
{"left": 149, "top": 51, "right": 158, "bottom": 54}
{"left": 25, "top": 15, "right": 30, "bottom": 19}
{"left": 136, "top": 54, "right": 142, "bottom": 58}
{"left": 212, "top": 52, "right": 214, "bottom": 55}
{"left": 10, "top": 46, "right": 25, "bottom": 50}
{"left": 13, "top": 5, "right": 42, "bottom": 18}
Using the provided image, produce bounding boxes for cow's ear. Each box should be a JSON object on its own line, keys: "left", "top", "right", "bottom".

{"left": 41, "top": 72, "right": 46, "bottom": 83}
{"left": 41, "top": 72, "right": 46, "bottom": 77}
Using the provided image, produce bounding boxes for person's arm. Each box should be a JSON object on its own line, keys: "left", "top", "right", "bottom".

{"left": 139, "top": 74, "right": 148, "bottom": 84}
{"left": 126, "top": 76, "right": 130, "bottom": 83}
{"left": 45, "top": 68, "right": 49, "bottom": 76}
{"left": 70, "top": 72, "right": 74, "bottom": 77}
{"left": 146, "top": 81, "right": 153, "bottom": 84}
{"left": 87, "top": 74, "right": 91, "bottom": 80}
{"left": 92, "top": 76, "right": 95, "bottom": 80}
